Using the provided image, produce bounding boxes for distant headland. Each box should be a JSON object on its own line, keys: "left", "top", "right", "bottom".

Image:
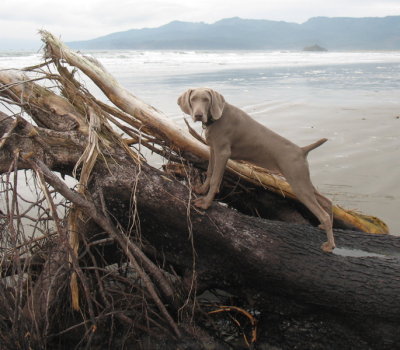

{"left": 68, "top": 16, "right": 400, "bottom": 50}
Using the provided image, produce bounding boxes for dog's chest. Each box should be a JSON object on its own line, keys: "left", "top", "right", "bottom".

{"left": 205, "top": 118, "right": 281, "bottom": 171}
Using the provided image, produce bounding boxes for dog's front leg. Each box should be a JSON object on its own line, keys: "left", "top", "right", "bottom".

{"left": 193, "top": 146, "right": 215, "bottom": 195}
{"left": 193, "top": 147, "right": 230, "bottom": 210}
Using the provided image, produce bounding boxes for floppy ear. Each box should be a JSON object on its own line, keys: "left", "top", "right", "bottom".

{"left": 208, "top": 89, "right": 225, "bottom": 120}
{"left": 177, "top": 89, "right": 193, "bottom": 116}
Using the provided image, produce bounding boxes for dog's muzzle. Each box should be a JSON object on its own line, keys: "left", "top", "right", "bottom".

{"left": 194, "top": 114, "right": 202, "bottom": 121}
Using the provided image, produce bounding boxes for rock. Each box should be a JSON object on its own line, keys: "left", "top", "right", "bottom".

{"left": 303, "top": 44, "right": 328, "bottom": 52}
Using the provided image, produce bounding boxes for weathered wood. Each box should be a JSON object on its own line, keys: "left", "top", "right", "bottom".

{"left": 94, "top": 159, "right": 400, "bottom": 348}
{"left": 2, "top": 109, "right": 399, "bottom": 321}
{"left": 96, "top": 160, "right": 400, "bottom": 320}
{"left": 22, "top": 240, "right": 69, "bottom": 337}
{"left": 0, "top": 70, "right": 87, "bottom": 132}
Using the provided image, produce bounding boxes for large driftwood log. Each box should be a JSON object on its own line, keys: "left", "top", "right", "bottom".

{"left": 1, "top": 107, "right": 399, "bottom": 320}
{"left": 98, "top": 162, "right": 400, "bottom": 319}
{"left": 1, "top": 106, "right": 400, "bottom": 348}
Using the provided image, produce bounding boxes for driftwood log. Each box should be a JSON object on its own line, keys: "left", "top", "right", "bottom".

{"left": 0, "top": 32, "right": 398, "bottom": 349}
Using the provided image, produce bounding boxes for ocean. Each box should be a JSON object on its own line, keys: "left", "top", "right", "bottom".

{"left": 1, "top": 49, "right": 399, "bottom": 233}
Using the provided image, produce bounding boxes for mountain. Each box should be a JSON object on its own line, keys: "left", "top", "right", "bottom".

{"left": 68, "top": 16, "right": 400, "bottom": 50}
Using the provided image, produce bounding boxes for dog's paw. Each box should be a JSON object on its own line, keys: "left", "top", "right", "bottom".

{"left": 321, "top": 241, "right": 336, "bottom": 253}
{"left": 192, "top": 184, "right": 209, "bottom": 195}
{"left": 193, "top": 196, "right": 212, "bottom": 210}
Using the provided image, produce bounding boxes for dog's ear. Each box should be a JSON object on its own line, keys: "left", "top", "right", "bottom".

{"left": 177, "top": 89, "right": 193, "bottom": 115}
{"left": 208, "top": 89, "right": 225, "bottom": 120}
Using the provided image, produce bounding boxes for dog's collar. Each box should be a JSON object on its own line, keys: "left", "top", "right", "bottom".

{"left": 202, "top": 115, "right": 215, "bottom": 129}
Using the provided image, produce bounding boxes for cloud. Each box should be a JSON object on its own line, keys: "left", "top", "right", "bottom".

{"left": 0, "top": 0, "right": 399, "bottom": 45}
{"left": 0, "top": 0, "right": 195, "bottom": 40}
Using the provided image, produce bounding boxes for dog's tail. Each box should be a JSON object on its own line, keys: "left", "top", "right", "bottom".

{"left": 302, "top": 138, "right": 328, "bottom": 155}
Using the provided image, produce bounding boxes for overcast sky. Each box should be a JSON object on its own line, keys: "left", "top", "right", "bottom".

{"left": 1, "top": 0, "right": 400, "bottom": 49}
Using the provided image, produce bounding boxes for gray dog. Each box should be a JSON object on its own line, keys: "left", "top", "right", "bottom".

{"left": 178, "top": 88, "right": 336, "bottom": 252}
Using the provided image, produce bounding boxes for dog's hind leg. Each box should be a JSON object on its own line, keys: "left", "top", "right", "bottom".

{"left": 314, "top": 187, "right": 333, "bottom": 222}
{"left": 289, "top": 181, "right": 336, "bottom": 252}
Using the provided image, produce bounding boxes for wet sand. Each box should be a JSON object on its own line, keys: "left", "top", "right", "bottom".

{"left": 240, "top": 96, "right": 400, "bottom": 234}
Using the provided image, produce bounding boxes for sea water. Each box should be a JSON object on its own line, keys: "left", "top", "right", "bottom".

{"left": 1, "top": 50, "right": 399, "bottom": 232}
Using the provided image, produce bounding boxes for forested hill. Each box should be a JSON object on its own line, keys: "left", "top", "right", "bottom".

{"left": 69, "top": 16, "right": 400, "bottom": 50}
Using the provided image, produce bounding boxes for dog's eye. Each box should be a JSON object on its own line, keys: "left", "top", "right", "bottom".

{"left": 202, "top": 98, "right": 209, "bottom": 103}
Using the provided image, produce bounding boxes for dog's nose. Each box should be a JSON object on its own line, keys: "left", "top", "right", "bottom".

{"left": 194, "top": 114, "right": 203, "bottom": 121}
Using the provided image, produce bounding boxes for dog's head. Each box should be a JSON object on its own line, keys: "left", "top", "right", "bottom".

{"left": 177, "top": 88, "right": 225, "bottom": 124}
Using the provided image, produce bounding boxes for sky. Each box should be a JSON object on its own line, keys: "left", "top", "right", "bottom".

{"left": 1, "top": 0, "right": 400, "bottom": 49}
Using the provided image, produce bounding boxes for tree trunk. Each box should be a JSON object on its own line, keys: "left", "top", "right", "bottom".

{"left": 95, "top": 160, "right": 400, "bottom": 319}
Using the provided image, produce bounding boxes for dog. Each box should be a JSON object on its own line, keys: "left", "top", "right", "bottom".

{"left": 177, "top": 88, "right": 336, "bottom": 252}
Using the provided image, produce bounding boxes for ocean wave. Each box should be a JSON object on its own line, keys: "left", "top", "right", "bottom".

{"left": 2, "top": 49, "right": 400, "bottom": 73}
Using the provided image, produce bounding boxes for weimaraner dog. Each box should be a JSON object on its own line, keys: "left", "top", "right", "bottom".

{"left": 177, "top": 88, "right": 336, "bottom": 252}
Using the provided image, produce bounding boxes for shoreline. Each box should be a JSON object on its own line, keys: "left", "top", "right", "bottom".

{"left": 1, "top": 50, "right": 398, "bottom": 233}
